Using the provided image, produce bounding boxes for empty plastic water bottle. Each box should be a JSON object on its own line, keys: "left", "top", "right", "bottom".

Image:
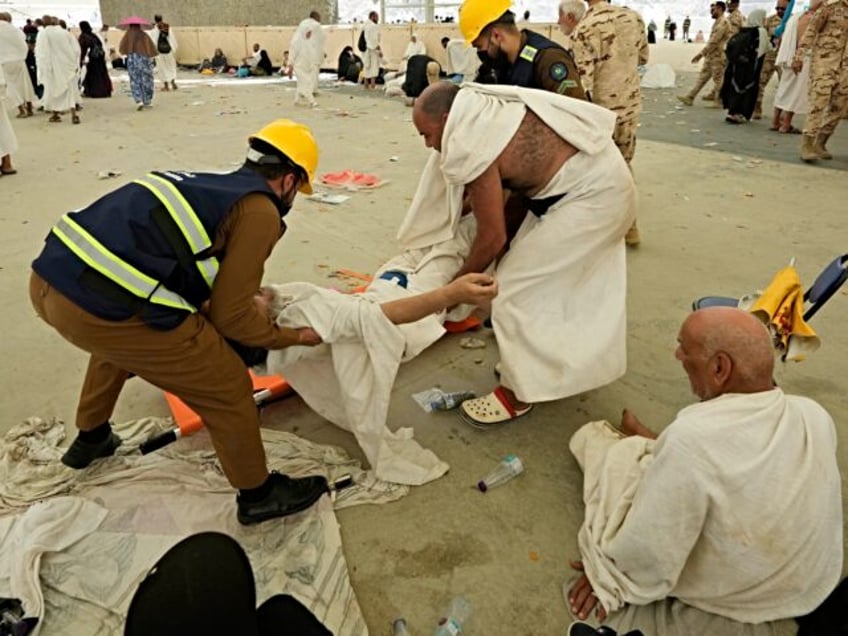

{"left": 429, "top": 390, "right": 475, "bottom": 411}
{"left": 392, "top": 617, "right": 411, "bottom": 635}
{"left": 477, "top": 454, "right": 524, "bottom": 492}
{"left": 434, "top": 597, "right": 472, "bottom": 635}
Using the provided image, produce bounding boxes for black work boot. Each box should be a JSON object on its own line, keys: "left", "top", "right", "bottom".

{"left": 61, "top": 429, "right": 122, "bottom": 469}
{"left": 237, "top": 472, "right": 328, "bottom": 525}
{"left": 568, "top": 623, "right": 644, "bottom": 636}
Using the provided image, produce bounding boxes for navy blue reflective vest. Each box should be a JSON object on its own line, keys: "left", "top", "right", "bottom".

{"left": 32, "top": 168, "right": 286, "bottom": 330}
{"left": 500, "top": 29, "right": 565, "bottom": 88}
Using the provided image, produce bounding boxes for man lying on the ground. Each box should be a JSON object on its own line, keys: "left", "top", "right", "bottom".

{"left": 566, "top": 307, "right": 842, "bottom": 635}
{"left": 410, "top": 81, "right": 635, "bottom": 427}
{"left": 258, "top": 222, "right": 485, "bottom": 487}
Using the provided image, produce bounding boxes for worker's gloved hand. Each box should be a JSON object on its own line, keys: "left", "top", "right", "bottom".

{"left": 296, "top": 327, "right": 322, "bottom": 346}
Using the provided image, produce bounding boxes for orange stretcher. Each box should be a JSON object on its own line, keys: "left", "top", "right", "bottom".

{"left": 139, "top": 371, "right": 293, "bottom": 455}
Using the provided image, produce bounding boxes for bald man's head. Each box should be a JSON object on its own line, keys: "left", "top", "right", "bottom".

{"left": 676, "top": 307, "right": 774, "bottom": 400}
{"left": 412, "top": 82, "right": 459, "bottom": 152}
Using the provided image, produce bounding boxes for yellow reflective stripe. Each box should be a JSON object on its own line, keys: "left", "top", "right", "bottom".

{"left": 134, "top": 173, "right": 219, "bottom": 290}
{"left": 54, "top": 215, "right": 157, "bottom": 298}
{"left": 196, "top": 256, "right": 219, "bottom": 289}
{"left": 519, "top": 45, "right": 538, "bottom": 62}
{"left": 52, "top": 215, "right": 195, "bottom": 313}
{"left": 134, "top": 174, "right": 212, "bottom": 253}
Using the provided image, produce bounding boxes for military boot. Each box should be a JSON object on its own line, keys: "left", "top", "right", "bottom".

{"left": 701, "top": 92, "right": 715, "bottom": 100}
{"left": 677, "top": 95, "right": 694, "bottom": 106}
{"left": 800, "top": 135, "right": 819, "bottom": 162}
{"left": 814, "top": 133, "right": 833, "bottom": 160}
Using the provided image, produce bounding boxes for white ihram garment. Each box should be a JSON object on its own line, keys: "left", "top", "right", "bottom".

{"left": 363, "top": 21, "right": 381, "bottom": 79}
{"left": 150, "top": 28, "right": 178, "bottom": 83}
{"left": 35, "top": 26, "right": 79, "bottom": 112}
{"left": 0, "top": 65, "right": 19, "bottom": 155}
{"left": 570, "top": 389, "right": 842, "bottom": 632}
{"left": 0, "top": 21, "right": 35, "bottom": 108}
{"left": 440, "top": 83, "right": 634, "bottom": 402}
{"left": 291, "top": 17, "right": 324, "bottom": 104}
{"left": 774, "top": 15, "right": 809, "bottom": 114}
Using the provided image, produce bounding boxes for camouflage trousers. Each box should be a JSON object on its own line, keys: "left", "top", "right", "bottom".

{"left": 803, "top": 60, "right": 848, "bottom": 137}
{"left": 688, "top": 53, "right": 726, "bottom": 99}
{"left": 756, "top": 52, "right": 781, "bottom": 113}
{"left": 613, "top": 116, "right": 638, "bottom": 164}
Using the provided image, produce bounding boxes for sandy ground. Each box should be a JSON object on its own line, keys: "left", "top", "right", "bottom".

{"left": 2, "top": 42, "right": 847, "bottom": 634}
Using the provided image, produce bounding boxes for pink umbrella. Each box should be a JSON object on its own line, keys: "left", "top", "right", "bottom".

{"left": 118, "top": 16, "right": 151, "bottom": 28}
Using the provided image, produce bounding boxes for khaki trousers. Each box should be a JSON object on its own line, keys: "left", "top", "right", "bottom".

{"left": 29, "top": 272, "right": 269, "bottom": 489}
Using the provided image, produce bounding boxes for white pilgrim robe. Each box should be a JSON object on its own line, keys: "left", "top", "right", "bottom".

{"left": 436, "top": 83, "right": 634, "bottom": 403}
{"left": 774, "top": 15, "right": 809, "bottom": 114}
{"left": 290, "top": 17, "right": 324, "bottom": 104}
{"left": 35, "top": 25, "right": 79, "bottom": 112}
{"left": 363, "top": 20, "right": 381, "bottom": 79}
{"left": 570, "top": 389, "right": 842, "bottom": 633}
{"left": 265, "top": 216, "right": 477, "bottom": 486}
{"left": 0, "top": 21, "right": 35, "bottom": 108}
{"left": 0, "top": 65, "right": 19, "bottom": 155}
{"left": 149, "top": 27, "right": 178, "bottom": 83}
{"left": 445, "top": 39, "right": 480, "bottom": 79}
{"left": 400, "top": 36, "right": 426, "bottom": 71}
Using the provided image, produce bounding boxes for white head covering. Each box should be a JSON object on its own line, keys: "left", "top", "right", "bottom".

{"left": 747, "top": 9, "right": 770, "bottom": 57}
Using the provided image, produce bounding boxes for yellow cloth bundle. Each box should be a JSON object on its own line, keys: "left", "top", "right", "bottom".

{"left": 749, "top": 265, "right": 820, "bottom": 361}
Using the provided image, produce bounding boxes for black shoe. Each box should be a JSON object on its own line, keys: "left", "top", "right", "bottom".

{"left": 237, "top": 472, "right": 328, "bottom": 525}
{"left": 61, "top": 432, "right": 122, "bottom": 469}
{"left": 567, "top": 623, "right": 643, "bottom": 636}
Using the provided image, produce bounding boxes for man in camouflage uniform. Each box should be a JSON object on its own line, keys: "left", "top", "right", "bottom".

{"left": 678, "top": 2, "right": 732, "bottom": 108}
{"left": 727, "top": 0, "right": 747, "bottom": 35}
{"left": 571, "top": 0, "right": 648, "bottom": 246}
{"left": 754, "top": 0, "right": 788, "bottom": 119}
{"left": 793, "top": 0, "right": 848, "bottom": 161}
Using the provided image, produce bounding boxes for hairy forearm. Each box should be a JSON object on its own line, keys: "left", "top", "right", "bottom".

{"left": 453, "top": 233, "right": 504, "bottom": 280}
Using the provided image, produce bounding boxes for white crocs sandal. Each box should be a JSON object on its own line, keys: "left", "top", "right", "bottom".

{"left": 460, "top": 387, "right": 533, "bottom": 429}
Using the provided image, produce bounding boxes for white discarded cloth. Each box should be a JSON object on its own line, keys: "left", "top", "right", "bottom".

{"left": 0, "top": 416, "right": 400, "bottom": 635}
{"left": 290, "top": 17, "right": 324, "bottom": 104}
{"left": 0, "top": 497, "right": 107, "bottom": 633}
{"left": 774, "top": 15, "right": 809, "bottom": 114}
{"left": 0, "top": 65, "right": 19, "bottom": 155}
{"left": 35, "top": 25, "right": 79, "bottom": 112}
{"left": 0, "top": 21, "right": 35, "bottom": 108}
{"left": 149, "top": 27, "right": 177, "bottom": 83}
{"left": 640, "top": 63, "right": 676, "bottom": 88}
{"left": 571, "top": 389, "right": 843, "bottom": 626}
{"left": 440, "top": 83, "right": 633, "bottom": 402}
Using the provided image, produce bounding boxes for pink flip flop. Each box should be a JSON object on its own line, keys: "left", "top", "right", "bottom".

{"left": 460, "top": 386, "right": 533, "bottom": 429}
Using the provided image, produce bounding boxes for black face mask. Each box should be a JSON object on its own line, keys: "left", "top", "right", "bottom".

{"left": 277, "top": 179, "right": 299, "bottom": 219}
{"left": 477, "top": 47, "right": 511, "bottom": 80}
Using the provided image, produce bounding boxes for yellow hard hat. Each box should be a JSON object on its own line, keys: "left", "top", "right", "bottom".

{"left": 248, "top": 119, "right": 319, "bottom": 194}
{"left": 459, "top": 0, "right": 513, "bottom": 44}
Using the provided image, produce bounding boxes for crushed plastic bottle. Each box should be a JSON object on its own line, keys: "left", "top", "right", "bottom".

{"left": 477, "top": 454, "right": 524, "bottom": 492}
{"left": 434, "top": 597, "right": 472, "bottom": 635}
{"left": 412, "top": 388, "right": 475, "bottom": 413}
{"left": 392, "top": 617, "right": 411, "bottom": 635}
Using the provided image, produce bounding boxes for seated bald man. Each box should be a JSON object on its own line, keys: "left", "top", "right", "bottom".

{"left": 565, "top": 307, "right": 843, "bottom": 635}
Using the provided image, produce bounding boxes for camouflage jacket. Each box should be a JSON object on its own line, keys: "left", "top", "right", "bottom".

{"left": 571, "top": 3, "right": 649, "bottom": 114}
{"left": 795, "top": 0, "right": 848, "bottom": 66}
{"left": 700, "top": 16, "right": 732, "bottom": 59}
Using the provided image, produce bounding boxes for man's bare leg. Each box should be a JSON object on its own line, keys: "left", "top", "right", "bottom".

{"left": 620, "top": 408, "right": 658, "bottom": 439}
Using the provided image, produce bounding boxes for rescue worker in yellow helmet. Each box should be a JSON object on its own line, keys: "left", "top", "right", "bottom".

{"left": 29, "top": 119, "right": 330, "bottom": 525}
{"left": 459, "top": 0, "right": 585, "bottom": 99}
